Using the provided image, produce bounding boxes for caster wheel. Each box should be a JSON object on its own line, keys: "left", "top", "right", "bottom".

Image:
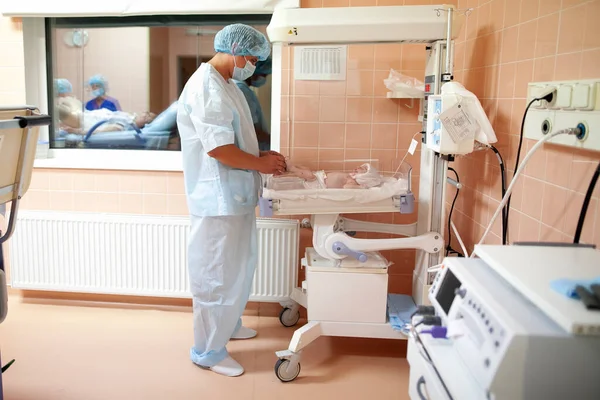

{"left": 275, "top": 358, "right": 301, "bottom": 382}
{"left": 279, "top": 307, "right": 300, "bottom": 327}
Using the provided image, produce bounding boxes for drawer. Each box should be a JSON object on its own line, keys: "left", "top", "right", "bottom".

{"left": 306, "top": 268, "right": 388, "bottom": 323}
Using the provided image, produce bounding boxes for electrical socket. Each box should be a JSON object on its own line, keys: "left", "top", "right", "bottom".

{"left": 529, "top": 85, "right": 557, "bottom": 108}
{"left": 524, "top": 79, "right": 600, "bottom": 152}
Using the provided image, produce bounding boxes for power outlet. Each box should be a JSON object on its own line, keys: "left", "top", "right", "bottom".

{"left": 524, "top": 79, "right": 600, "bottom": 152}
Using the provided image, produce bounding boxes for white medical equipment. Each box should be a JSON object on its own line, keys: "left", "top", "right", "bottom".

{"left": 409, "top": 245, "right": 600, "bottom": 400}
{"left": 265, "top": 4, "right": 472, "bottom": 382}
{"left": 426, "top": 82, "right": 498, "bottom": 155}
{"left": 0, "top": 106, "right": 51, "bottom": 399}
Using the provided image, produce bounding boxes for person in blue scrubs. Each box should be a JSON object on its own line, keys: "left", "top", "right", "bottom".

{"left": 85, "top": 74, "right": 122, "bottom": 112}
{"left": 234, "top": 57, "right": 271, "bottom": 151}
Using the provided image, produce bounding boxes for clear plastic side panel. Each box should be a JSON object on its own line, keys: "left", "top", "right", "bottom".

{"left": 267, "top": 158, "right": 412, "bottom": 192}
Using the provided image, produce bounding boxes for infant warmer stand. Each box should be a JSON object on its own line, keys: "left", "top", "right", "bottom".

{"left": 261, "top": 166, "right": 444, "bottom": 382}
{"left": 0, "top": 106, "right": 52, "bottom": 399}
{"left": 265, "top": 3, "right": 466, "bottom": 381}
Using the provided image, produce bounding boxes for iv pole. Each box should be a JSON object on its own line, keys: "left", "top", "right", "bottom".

{"left": 413, "top": 6, "right": 471, "bottom": 303}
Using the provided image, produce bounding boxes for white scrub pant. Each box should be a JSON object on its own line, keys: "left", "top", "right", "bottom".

{"left": 187, "top": 213, "right": 257, "bottom": 367}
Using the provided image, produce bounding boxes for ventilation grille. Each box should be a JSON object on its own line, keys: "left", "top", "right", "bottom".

{"left": 294, "top": 45, "right": 347, "bottom": 81}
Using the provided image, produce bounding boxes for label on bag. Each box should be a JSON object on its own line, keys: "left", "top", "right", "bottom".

{"left": 439, "top": 101, "right": 479, "bottom": 144}
{"left": 408, "top": 139, "right": 419, "bottom": 155}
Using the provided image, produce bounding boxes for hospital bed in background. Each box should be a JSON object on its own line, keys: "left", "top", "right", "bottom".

{"left": 57, "top": 101, "right": 178, "bottom": 150}
{"left": 0, "top": 106, "right": 52, "bottom": 400}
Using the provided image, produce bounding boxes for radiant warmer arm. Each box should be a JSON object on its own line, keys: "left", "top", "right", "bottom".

{"left": 338, "top": 217, "right": 417, "bottom": 237}
{"left": 312, "top": 214, "right": 443, "bottom": 262}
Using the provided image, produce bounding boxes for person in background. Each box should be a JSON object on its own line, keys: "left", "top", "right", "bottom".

{"left": 85, "top": 74, "right": 122, "bottom": 112}
{"left": 54, "top": 78, "right": 83, "bottom": 133}
{"left": 234, "top": 56, "right": 272, "bottom": 151}
{"left": 176, "top": 23, "right": 286, "bottom": 378}
{"left": 55, "top": 78, "right": 73, "bottom": 97}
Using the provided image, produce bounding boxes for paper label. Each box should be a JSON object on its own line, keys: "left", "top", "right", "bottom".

{"left": 439, "top": 101, "right": 478, "bottom": 144}
{"left": 408, "top": 139, "right": 419, "bottom": 155}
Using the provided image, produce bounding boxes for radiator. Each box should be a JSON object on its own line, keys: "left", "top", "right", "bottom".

{"left": 7, "top": 211, "right": 299, "bottom": 302}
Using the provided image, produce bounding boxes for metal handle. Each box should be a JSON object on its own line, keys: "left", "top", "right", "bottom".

{"left": 417, "top": 376, "right": 428, "bottom": 400}
{"left": 446, "top": 177, "right": 462, "bottom": 189}
{"left": 332, "top": 242, "right": 367, "bottom": 262}
{"left": 13, "top": 114, "right": 51, "bottom": 128}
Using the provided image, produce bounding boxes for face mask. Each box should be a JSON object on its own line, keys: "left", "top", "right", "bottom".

{"left": 92, "top": 88, "right": 105, "bottom": 97}
{"left": 233, "top": 57, "right": 256, "bottom": 81}
{"left": 252, "top": 76, "right": 267, "bottom": 88}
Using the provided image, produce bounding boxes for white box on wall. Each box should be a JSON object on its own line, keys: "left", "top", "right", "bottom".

{"left": 294, "top": 45, "right": 347, "bottom": 81}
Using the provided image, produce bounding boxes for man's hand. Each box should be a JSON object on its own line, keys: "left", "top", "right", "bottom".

{"left": 258, "top": 152, "right": 287, "bottom": 175}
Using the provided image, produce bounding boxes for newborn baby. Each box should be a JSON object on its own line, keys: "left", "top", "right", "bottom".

{"left": 286, "top": 163, "right": 383, "bottom": 189}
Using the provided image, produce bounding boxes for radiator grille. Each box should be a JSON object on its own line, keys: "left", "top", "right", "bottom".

{"left": 8, "top": 211, "right": 299, "bottom": 302}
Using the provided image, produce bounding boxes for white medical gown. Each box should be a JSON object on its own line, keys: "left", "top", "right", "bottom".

{"left": 176, "top": 63, "right": 261, "bottom": 368}
{"left": 177, "top": 63, "right": 261, "bottom": 217}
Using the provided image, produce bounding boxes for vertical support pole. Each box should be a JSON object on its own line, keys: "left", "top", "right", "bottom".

{"left": 414, "top": 36, "right": 452, "bottom": 305}
{"left": 445, "top": 7, "right": 454, "bottom": 76}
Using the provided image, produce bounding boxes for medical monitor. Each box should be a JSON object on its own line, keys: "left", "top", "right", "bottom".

{"left": 429, "top": 266, "right": 462, "bottom": 317}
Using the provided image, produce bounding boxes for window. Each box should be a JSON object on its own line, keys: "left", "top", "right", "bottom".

{"left": 46, "top": 15, "right": 272, "bottom": 153}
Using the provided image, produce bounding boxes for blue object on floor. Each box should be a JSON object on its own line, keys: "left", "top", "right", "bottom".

{"left": 387, "top": 293, "right": 417, "bottom": 334}
{"left": 550, "top": 277, "right": 600, "bottom": 299}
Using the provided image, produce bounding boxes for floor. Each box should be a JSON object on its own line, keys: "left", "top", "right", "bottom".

{"left": 0, "top": 296, "right": 410, "bottom": 400}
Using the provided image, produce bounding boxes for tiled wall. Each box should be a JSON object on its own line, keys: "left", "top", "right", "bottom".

{"left": 0, "top": 17, "right": 25, "bottom": 105}
{"left": 20, "top": 169, "right": 189, "bottom": 215}
{"left": 297, "top": 0, "right": 600, "bottom": 253}
{"left": 449, "top": 0, "right": 600, "bottom": 250}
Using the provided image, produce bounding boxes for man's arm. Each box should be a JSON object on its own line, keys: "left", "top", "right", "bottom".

{"left": 208, "top": 145, "right": 261, "bottom": 170}
{"left": 209, "top": 145, "right": 286, "bottom": 175}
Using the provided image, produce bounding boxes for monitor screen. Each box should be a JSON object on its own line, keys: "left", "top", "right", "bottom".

{"left": 436, "top": 269, "right": 461, "bottom": 315}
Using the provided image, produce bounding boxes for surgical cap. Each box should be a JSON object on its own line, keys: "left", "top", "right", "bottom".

{"left": 214, "top": 24, "right": 271, "bottom": 61}
{"left": 88, "top": 74, "right": 108, "bottom": 90}
{"left": 55, "top": 78, "right": 72, "bottom": 94}
{"left": 254, "top": 57, "right": 272, "bottom": 76}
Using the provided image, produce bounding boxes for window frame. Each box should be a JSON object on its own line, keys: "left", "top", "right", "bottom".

{"left": 24, "top": 14, "right": 283, "bottom": 172}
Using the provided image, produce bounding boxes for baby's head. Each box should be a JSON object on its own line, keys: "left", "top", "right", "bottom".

{"left": 350, "top": 163, "right": 382, "bottom": 188}
{"left": 353, "top": 164, "right": 369, "bottom": 175}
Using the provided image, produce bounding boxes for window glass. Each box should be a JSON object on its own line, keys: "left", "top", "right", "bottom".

{"left": 48, "top": 17, "right": 271, "bottom": 152}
